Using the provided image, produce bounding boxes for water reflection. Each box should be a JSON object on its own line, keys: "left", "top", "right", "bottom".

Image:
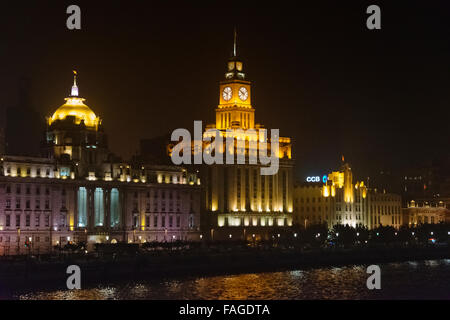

{"left": 14, "top": 259, "right": 450, "bottom": 300}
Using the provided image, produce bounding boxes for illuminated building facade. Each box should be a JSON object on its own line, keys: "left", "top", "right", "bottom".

{"left": 294, "top": 160, "right": 402, "bottom": 230}
{"left": 402, "top": 200, "right": 450, "bottom": 225}
{"left": 0, "top": 106, "right": 5, "bottom": 155}
{"left": 196, "top": 36, "right": 294, "bottom": 241}
{"left": 0, "top": 74, "right": 201, "bottom": 255}
{"left": 293, "top": 181, "right": 335, "bottom": 229}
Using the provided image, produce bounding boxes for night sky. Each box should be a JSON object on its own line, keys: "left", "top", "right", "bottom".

{"left": 2, "top": 1, "right": 450, "bottom": 181}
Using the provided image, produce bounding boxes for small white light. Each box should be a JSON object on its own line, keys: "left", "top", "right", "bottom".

{"left": 430, "top": 232, "right": 434, "bottom": 235}
{"left": 336, "top": 233, "right": 339, "bottom": 237}
{"left": 229, "top": 234, "right": 232, "bottom": 239}
{"left": 294, "top": 233, "right": 297, "bottom": 238}
{"left": 200, "top": 234, "right": 203, "bottom": 239}
{"left": 356, "top": 232, "right": 359, "bottom": 236}
{"left": 67, "top": 236, "right": 70, "bottom": 241}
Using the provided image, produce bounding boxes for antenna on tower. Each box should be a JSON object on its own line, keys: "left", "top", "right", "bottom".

{"left": 233, "top": 27, "right": 237, "bottom": 57}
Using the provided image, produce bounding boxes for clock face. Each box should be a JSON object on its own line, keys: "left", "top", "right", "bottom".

{"left": 222, "top": 87, "right": 232, "bottom": 101}
{"left": 238, "top": 87, "right": 248, "bottom": 101}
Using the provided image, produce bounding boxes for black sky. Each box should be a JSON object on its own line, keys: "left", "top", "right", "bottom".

{"left": 1, "top": 0, "right": 450, "bottom": 181}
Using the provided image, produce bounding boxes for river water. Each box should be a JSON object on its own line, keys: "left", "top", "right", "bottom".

{"left": 5, "top": 259, "right": 450, "bottom": 300}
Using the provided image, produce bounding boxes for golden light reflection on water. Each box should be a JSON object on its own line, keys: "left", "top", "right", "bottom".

{"left": 16, "top": 260, "right": 450, "bottom": 300}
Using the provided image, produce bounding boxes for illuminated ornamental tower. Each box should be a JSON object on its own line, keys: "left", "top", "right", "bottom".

{"left": 46, "top": 71, "right": 108, "bottom": 178}
{"left": 199, "top": 31, "right": 294, "bottom": 241}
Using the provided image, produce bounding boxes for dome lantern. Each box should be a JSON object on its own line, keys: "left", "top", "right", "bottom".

{"left": 48, "top": 71, "right": 101, "bottom": 129}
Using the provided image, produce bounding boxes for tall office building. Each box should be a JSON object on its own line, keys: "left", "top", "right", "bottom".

{"left": 177, "top": 32, "right": 295, "bottom": 241}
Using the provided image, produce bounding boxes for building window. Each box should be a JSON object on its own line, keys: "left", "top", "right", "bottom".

{"left": 176, "top": 216, "right": 181, "bottom": 228}
{"left": 5, "top": 215, "right": 10, "bottom": 227}
{"left": 26, "top": 215, "right": 30, "bottom": 227}
{"left": 45, "top": 215, "right": 49, "bottom": 227}
{"left": 35, "top": 215, "right": 40, "bottom": 227}
{"left": 6, "top": 199, "right": 11, "bottom": 209}
{"left": 94, "top": 188, "right": 104, "bottom": 227}
{"left": 110, "top": 188, "right": 120, "bottom": 228}
{"left": 60, "top": 214, "right": 66, "bottom": 227}
{"left": 153, "top": 215, "right": 158, "bottom": 227}
{"left": 16, "top": 198, "right": 21, "bottom": 209}
{"left": 133, "top": 214, "right": 138, "bottom": 228}
{"left": 161, "top": 216, "right": 166, "bottom": 228}
{"left": 77, "top": 187, "right": 88, "bottom": 227}
{"left": 15, "top": 215, "right": 20, "bottom": 227}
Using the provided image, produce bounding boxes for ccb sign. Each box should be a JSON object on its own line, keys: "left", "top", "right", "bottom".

{"left": 306, "top": 175, "right": 328, "bottom": 183}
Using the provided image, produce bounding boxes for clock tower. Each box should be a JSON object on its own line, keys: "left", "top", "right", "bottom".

{"left": 216, "top": 30, "right": 254, "bottom": 130}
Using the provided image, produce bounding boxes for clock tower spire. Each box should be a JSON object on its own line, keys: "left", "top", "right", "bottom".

{"left": 233, "top": 26, "right": 237, "bottom": 57}
{"left": 215, "top": 29, "right": 254, "bottom": 130}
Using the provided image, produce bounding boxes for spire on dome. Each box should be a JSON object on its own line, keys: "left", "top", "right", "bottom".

{"left": 71, "top": 70, "right": 79, "bottom": 97}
